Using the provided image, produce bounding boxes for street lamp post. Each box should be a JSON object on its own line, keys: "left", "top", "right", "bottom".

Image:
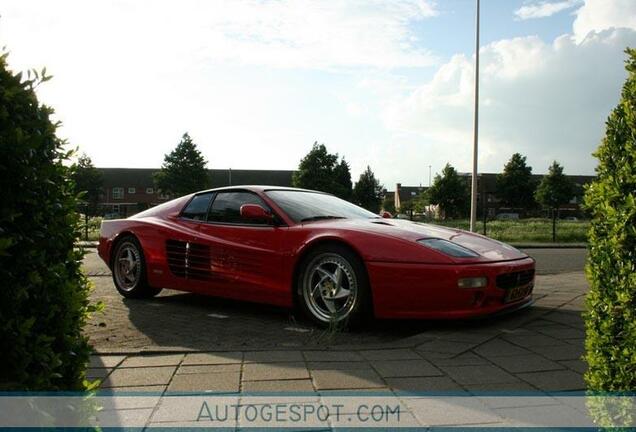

{"left": 470, "top": 0, "right": 480, "bottom": 232}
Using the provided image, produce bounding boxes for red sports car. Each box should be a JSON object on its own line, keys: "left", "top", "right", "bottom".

{"left": 98, "top": 186, "right": 535, "bottom": 326}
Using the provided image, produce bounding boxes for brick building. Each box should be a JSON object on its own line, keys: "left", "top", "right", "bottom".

{"left": 98, "top": 168, "right": 295, "bottom": 217}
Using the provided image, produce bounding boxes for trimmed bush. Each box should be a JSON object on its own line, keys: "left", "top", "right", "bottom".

{"left": 584, "top": 48, "right": 636, "bottom": 392}
{"left": 0, "top": 53, "right": 97, "bottom": 390}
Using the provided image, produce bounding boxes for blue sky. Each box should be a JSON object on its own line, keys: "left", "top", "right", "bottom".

{"left": 1, "top": 0, "right": 635, "bottom": 187}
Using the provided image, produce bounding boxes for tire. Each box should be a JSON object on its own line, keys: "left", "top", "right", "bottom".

{"left": 111, "top": 235, "right": 162, "bottom": 299}
{"left": 296, "top": 244, "right": 371, "bottom": 328}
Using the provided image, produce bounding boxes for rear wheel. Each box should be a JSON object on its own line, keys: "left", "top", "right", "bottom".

{"left": 112, "top": 236, "right": 162, "bottom": 298}
{"left": 297, "top": 245, "right": 371, "bottom": 328}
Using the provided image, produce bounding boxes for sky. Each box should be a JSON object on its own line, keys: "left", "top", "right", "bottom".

{"left": 2, "top": 0, "right": 636, "bottom": 188}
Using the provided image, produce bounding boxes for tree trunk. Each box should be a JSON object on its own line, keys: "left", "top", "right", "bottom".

{"left": 85, "top": 212, "right": 89, "bottom": 241}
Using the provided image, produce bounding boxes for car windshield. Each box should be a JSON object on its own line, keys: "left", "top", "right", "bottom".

{"left": 266, "top": 190, "right": 379, "bottom": 223}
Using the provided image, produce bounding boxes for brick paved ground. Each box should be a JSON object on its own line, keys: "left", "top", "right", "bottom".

{"left": 84, "top": 249, "right": 589, "bottom": 427}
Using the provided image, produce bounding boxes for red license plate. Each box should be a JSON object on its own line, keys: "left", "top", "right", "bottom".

{"left": 504, "top": 283, "right": 533, "bottom": 303}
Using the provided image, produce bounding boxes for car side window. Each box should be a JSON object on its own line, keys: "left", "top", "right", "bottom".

{"left": 208, "top": 191, "right": 270, "bottom": 225}
{"left": 181, "top": 193, "right": 214, "bottom": 221}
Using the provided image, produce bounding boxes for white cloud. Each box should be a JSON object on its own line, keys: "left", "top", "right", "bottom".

{"left": 573, "top": 0, "right": 636, "bottom": 42}
{"left": 383, "top": 28, "right": 636, "bottom": 176}
{"left": 515, "top": 0, "right": 582, "bottom": 20}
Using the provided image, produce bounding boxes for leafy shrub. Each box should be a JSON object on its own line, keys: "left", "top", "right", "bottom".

{"left": 584, "top": 48, "right": 636, "bottom": 392}
{"left": 0, "top": 53, "right": 98, "bottom": 390}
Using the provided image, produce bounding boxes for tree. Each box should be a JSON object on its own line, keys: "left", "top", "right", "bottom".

{"left": 535, "top": 161, "right": 574, "bottom": 242}
{"left": 413, "top": 189, "right": 431, "bottom": 215}
{"left": 382, "top": 195, "right": 396, "bottom": 214}
{"left": 353, "top": 166, "right": 383, "bottom": 213}
{"left": 0, "top": 54, "right": 97, "bottom": 390}
{"left": 584, "top": 48, "right": 636, "bottom": 398}
{"left": 154, "top": 133, "right": 209, "bottom": 197}
{"left": 71, "top": 153, "right": 102, "bottom": 214}
{"left": 292, "top": 142, "right": 353, "bottom": 198}
{"left": 428, "top": 164, "right": 470, "bottom": 219}
{"left": 333, "top": 158, "right": 353, "bottom": 201}
{"left": 496, "top": 153, "right": 537, "bottom": 213}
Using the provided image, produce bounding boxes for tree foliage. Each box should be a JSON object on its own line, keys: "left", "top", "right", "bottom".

{"left": 496, "top": 153, "right": 537, "bottom": 211}
{"left": 154, "top": 133, "right": 209, "bottom": 197}
{"left": 292, "top": 142, "right": 352, "bottom": 199}
{"left": 70, "top": 153, "right": 102, "bottom": 216}
{"left": 584, "top": 48, "right": 636, "bottom": 395}
{"left": 0, "top": 53, "right": 97, "bottom": 390}
{"left": 428, "top": 163, "right": 469, "bottom": 219}
{"left": 535, "top": 161, "right": 575, "bottom": 241}
{"left": 353, "top": 166, "right": 383, "bottom": 213}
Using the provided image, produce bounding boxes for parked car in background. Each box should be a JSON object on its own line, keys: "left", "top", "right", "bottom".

{"left": 99, "top": 186, "right": 535, "bottom": 326}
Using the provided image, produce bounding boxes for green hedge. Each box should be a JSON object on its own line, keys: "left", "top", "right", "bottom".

{"left": 0, "top": 54, "right": 98, "bottom": 390}
{"left": 584, "top": 48, "right": 636, "bottom": 394}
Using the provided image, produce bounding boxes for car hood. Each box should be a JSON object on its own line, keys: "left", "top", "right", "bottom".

{"left": 319, "top": 218, "right": 527, "bottom": 262}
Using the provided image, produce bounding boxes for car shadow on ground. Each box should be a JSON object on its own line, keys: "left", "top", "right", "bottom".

{"left": 121, "top": 289, "right": 569, "bottom": 352}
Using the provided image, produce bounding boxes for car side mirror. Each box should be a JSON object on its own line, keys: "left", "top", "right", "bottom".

{"left": 240, "top": 204, "right": 273, "bottom": 222}
{"left": 380, "top": 210, "right": 393, "bottom": 219}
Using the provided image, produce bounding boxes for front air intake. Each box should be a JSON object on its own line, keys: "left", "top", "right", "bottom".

{"left": 166, "top": 239, "right": 211, "bottom": 280}
{"left": 496, "top": 269, "right": 535, "bottom": 290}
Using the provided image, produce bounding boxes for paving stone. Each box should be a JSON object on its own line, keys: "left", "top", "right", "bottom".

{"left": 177, "top": 364, "right": 241, "bottom": 374}
{"left": 359, "top": 349, "right": 421, "bottom": 361}
{"left": 404, "top": 397, "right": 503, "bottom": 426}
{"left": 492, "top": 403, "right": 591, "bottom": 427}
{"left": 311, "top": 369, "right": 384, "bottom": 390}
{"left": 90, "top": 355, "right": 126, "bottom": 368}
{"left": 534, "top": 326, "right": 585, "bottom": 340}
{"left": 371, "top": 359, "right": 442, "bottom": 378}
{"left": 242, "top": 379, "right": 315, "bottom": 392}
{"left": 101, "top": 366, "right": 176, "bottom": 387}
{"left": 167, "top": 372, "right": 240, "bottom": 393}
{"left": 503, "top": 333, "right": 563, "bottom": 348}
{"left": 432, "top": 352, "right": 491, "bottom": 367}
{"left": 99, "top": 385, "right": 166, "bottom": 393}
{"left": 182, "top": 352, "right": 243, "bottom": 365}
{"left": 526, "top": 343, "right": 584, "bottom": 361}
{"left": 387, "top": 376, "right": 464, "bottom": 392}
{"left": 474, "top": 339, "right": 533, "bottom": 358}
{"left": 440, "top": 365, "right": 520, "bottom": 386}
{"left": 487, "top": 354, "right": 564, "bottom": 373}
{"left": 87, "top": 368, "right": 112, "bottom": 380}
{"left": 94, "top": 407, "right": 155, "bottom": 425}
{"left": 464, "top": 382, "right": 539, "bottom": 393}
{"left": 307, "top": 361, "right": 372, "bottom": 370}
{"left": 243, "top": 351, "right": 304, "bottom": 363}
{"left": 517, "top": 370, "right": 585, "bottom": 391}
{"left": 119, "top": 354, "right": 184, "bottom": 368}
{"left": 242, "top": 362, "right": 309, "bottom": 381}
{"left": 302, "top": 351, "right": 364, "bottom": 362}
{"left": 416, "top": 340, "right": 474, "bottom": 355}
{"left": 441, "top": 331, "right": 498, "bottom": 344}
{"left": 559, "top": 359, "right": 587, "bottom": 374}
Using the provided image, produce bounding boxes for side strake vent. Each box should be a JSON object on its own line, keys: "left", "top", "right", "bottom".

{"left": 166, "top": 239, "right": 211, "bottom": 280}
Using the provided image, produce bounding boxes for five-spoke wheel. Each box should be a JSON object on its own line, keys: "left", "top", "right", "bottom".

{"left": 298, "top": 245, "right": 370, "bottom": 326}
{"left": 111, "top": 236, "right": 162, "bottom": 298}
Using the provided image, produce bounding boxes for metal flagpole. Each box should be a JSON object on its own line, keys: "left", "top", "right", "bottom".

{"left": 470, "top": 0, "right": 480, "bottom": 232}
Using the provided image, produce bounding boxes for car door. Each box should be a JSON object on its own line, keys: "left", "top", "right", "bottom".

{"left": 196, "top": 190, "right": 287, "bottom": 306}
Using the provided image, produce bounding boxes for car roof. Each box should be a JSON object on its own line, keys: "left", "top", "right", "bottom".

{"left": 194, "top": 185, "right": 331, "bottom": 195}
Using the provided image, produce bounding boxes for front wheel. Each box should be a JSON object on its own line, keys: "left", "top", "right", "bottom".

{"left": 297, "top": 245, "right": 371, "bottom": 328}
{"left": 112, "top": 236, "right": 162, "bottom": 299}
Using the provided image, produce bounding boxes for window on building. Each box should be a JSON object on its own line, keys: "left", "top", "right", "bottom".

{"left": 128, "top": 187, "right": 136, "bottom": 194}
{"left": 146, "top": 187, "right": 154, "bottom": 194}
{"left": 181, "top": 193, "right": 214, "bottom": 221}
{"left": 208, "top": 191, "right": 270, "bottom": 224}
{"left": 411, "top": 191, "right": 416, "bottom": 196}
{"left": 112, "top": 187, "right": 124, "bottom": 199}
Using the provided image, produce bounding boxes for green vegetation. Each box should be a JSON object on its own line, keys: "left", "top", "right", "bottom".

{"left": 154, "top": 132, "right": 209, "bottom": 197}
{"left": 535, "top": 161, "right": 576, "bottom": 242}
{"left": 428, "top": 163, "right": 470, "bottom": 219}
{"left": 497, "top": 153, "right": 537, "bottom": 212}
{"left": 292, "top": 141, "right": 353, "bottom": 200}
{"left": 431, "top": 218, "right": 588, "bottom": 243}
{"left": 78, "top": 216, "right": 103, "bottom": 241}
{"left": 353, "top": 166, "right": 383, "bottom": 213}
{"left": 584, "top": 48, "right": 636, "bottom": 396}
{"left": 0, "top": 53, "right": 98, "bottom": 390}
